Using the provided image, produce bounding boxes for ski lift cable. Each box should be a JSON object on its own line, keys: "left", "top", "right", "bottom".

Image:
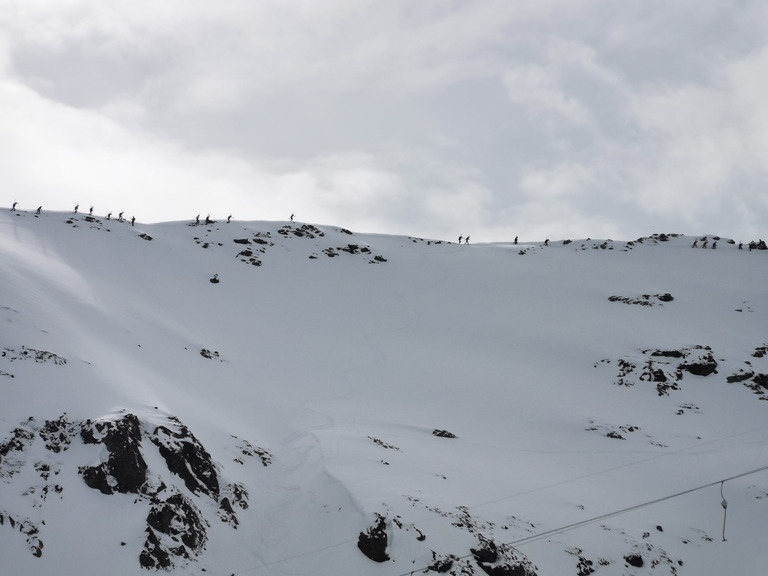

{"left": 408, "top": 423, "right": 768, "bottom": 529}
{"left": 213, "top": 428, "right": 768, "bottom": 576}
{"left": 392, "top": 463, "right": 768, "bottom": 576}
{"left": 219, "top": 463, "right": 768, "bottom": 576}
{"left": 505, "top": 463, "right": 767, "bottom": 548}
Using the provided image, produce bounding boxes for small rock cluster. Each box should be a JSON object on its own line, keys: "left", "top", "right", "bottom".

{"left": 607, "top": 345, "right": 718, "bottom": 395}
{"left": 608, "top": 293, "right": 674, "bottom": 306}
{"left": 1, "top": 346, "right": 67, "bottom": 366}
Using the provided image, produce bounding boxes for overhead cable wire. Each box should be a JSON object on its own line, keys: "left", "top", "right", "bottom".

{"left": 211, "top": 426, "right": 768, "bottom": 576}
{"left": 393, "top": 463, "right": 768, "bottom": 576}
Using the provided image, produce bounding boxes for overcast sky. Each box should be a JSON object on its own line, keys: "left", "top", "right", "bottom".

{"left": 2, "top": 1, "right": 767, "bottom": 242}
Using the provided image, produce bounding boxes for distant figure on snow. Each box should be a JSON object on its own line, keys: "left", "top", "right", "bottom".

{"left": 544, "top": 238, "right": 549, "bottom": 246}
{"left": 458, "top": 235, "right": 463, "bottom": 244}
{"left": 738, "top": 242, "right": 743, "bottom": 250}
{"left": 89, "top": 206, "right": 93, "bottom": 215}
{"left": 702, "top": 241, "right": 708, "bottom": 249}
{"left": 290, "top": 213, "right": 294, "bottom": 222}
{"left": 118, "top": 211, "right": 124, "bottom": 222}
{"left": 712, "top": 241, "right": 717, "bottom": 249}
{"left": 205, "top": 214, "right": 212, "bottom": 225}
{"left": 36, "top": 206, "right": 42, "bottom": 215}
{"left": 11, "top": 201, "right": 17, "bottom": 211}
{"left": 691, "top": 240, "right": 698, "bottom": 248}
{"left": 131, "top": 216, "right": 135, "bottom": 226}
{"left": 227, "top": 214, "right": 232, "bottom": 224}
{"left": 74, "top": 204, "right": 79, "bottom": 213}
{"left": 195, "top": 214, "right": 200, "bottom": 225}
{"left": 514, "top": 235, "right": 518, "bottom": 245}
{"left": 465, "top": 236, "right": 470, "bottom": 245}
{"left": 107, "top": 212, "right": 111, "bottom": 220}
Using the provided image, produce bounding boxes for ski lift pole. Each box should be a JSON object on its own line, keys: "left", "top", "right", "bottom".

{"left": 720, "top": 481, "right": 728, "bottom": 541}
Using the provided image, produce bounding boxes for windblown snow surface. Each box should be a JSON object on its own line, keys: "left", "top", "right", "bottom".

{"left": 0, "top": 209, "right": 767, "bottom": 576}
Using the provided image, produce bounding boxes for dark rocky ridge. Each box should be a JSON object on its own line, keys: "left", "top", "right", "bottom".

{"left": 0, "top": 410, "right": 269, "bottom": 571}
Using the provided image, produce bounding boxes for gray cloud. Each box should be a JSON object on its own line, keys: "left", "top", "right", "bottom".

{"left": 1, "top": 0, "right": 766, "bottom": 242}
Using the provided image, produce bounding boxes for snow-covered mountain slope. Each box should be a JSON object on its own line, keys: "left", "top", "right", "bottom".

{"left": 1, "top": 208, "right": 767, "bottom": 575}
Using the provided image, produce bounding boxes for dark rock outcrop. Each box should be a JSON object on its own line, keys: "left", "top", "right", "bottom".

{"left": 199, "top": 348, "right": 220, "bottom": 360}
{"left": 651, "top": 350, "right": 684, "bottom": 358}
{"left": 753, "top": 374, "right": 768, "bottom": 390}
{"left": 141, "top": 493, "right": 209, "bottom": 569}
{"left": 140, "top": 528, "right": 171, "bottom": 569}
{"left": 680, "top": 351, "right": 717, "bottom": 376}
{"left": 608, "top": 293, "right": 674, "bottom": 307}
{"left": 39, "top": 415, "right": 75, "bottom": 453}
{"left": 428, "top": 553, "right": 456, "bottom": 573}
{"left": 80, "top": 414, "right": 148, "bottom": 495}
{"left": 727, "top": 371, "right": 755, "bottom": 383}
{"left": 218, "top": 482, "right": 249, "bottom": 527}
{"left": 5, "top": 410, "right": 250, "bottom": 569}
{"left": 471, "top": 536, "right": 538, "bottom": 576}
{"left": 150, "top": 418, "right": 220, "bottom": 499}
{"left": 624, "top": 553, "right": 644, "bottom": 567}
{"left": 358, "top": 514, "right": 390, "bottom": 562}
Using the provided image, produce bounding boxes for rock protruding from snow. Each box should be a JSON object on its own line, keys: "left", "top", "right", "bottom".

{"left": 470, "top": 535, "right": 538, "bottom": 576}
{"left": 150, "top": 417, "right": 220, "bottom": 499}
{"left": 357, "top": 514, "right": 390, "bottom": 562}
{"left": 608, "top": 293, "right": 673, "bottom": 306}
{"left": 80, "top": 414, "right": 148, "bottom": 495}
{"left": 608, "top": 345, "right": 719, "bottom": 395}
{"left": 140, "top": 493, "right": 208, "bottom": 569}
{"left": 72, "top": 412, "right": 263, "bottom": 569}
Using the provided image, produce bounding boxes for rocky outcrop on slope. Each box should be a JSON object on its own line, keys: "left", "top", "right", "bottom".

{"left": 141, "top": 493, "right": 208, "bottom": 569}
{"left": 0, "top": 411, "right": 270, "bottom": 570}
{"left": 601, "top": 343, "right": 768, "bottom": 401}
{"left": 150, "top": 416, "right": 220, "bottom": 499}
{"left": 80, "top": 413, "right": 148, "bottom": 494}
{"left": 604, "top": 345, "right": 718, "bottom": 395}
{"left": 358, "top": 503, "right": 539, "bottom": 576}
{"left": 1, "top": 346, "right": 67, "bottom": 366}
{"left": 357, "top": 513, "right": 390, "bottom": 562}
{"left": 471, "top": 535, "right": 538, "bottom": 576}
{"left": 608, "top": 293, "right": 674, "bottom": 306}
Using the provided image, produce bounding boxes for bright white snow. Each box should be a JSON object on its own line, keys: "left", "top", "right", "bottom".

{"left": 0, "top": 208, "right": 767, "bottom": 575}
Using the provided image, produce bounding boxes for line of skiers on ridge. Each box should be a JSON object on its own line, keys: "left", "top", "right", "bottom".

{"left": 10, "top": 202, "right": 766, "bottom": 251}
{"left": 10, "top": 204, "right": 297, "bottom": 227}
{"left": 457, "top": 235, "right": 546, "bottom": 246}
{"left": 10, "top": 202, "right": 300, "bottom": 230}
{"left": 74, "top": 204, "right": 135, "bottom": 226}
{"left": 193, "top": 212, "right": 295, "bottom": 226}
{"left": 10, "top": 201, "right": 137, "bottom": 226}
{"left": 194, "top": 214, "right": 231, "bottom": 225}
{"left": 692, "top": 238, "right": 766, "bottom": 251}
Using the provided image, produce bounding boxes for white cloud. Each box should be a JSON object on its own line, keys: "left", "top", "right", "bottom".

{"left": 622, "top": 43, "right": 768, "bottom": 226}
{"left": 503, "top": 64, "right": 593, "bottom": 126}
{"left": 519, "top": 162, "right": 595, "bottom": 200}
{"left": 1, "top": 0, "right": 767, "bottom": 242}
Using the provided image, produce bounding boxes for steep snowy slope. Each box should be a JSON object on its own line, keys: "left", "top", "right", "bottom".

{"left": 0, "top": 209, "right": 766, "bottom": 575}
